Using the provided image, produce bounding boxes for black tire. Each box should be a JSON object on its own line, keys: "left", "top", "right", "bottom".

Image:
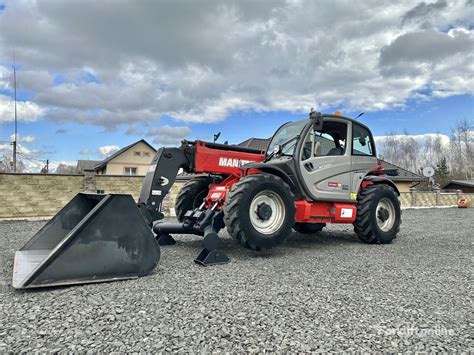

{"left": 224, "top": 174, "right": 296, "bottom": 251}
{"left": 293, "top": 222, "right": 326, "bottom": 234}
{"left": 175, "top": 177, "right": 212, "bottom": 222}
{"left": 353, "top": 184, "right": 401, "bottom": 244}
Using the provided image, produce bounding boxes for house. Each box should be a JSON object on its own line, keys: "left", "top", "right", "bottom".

{"left": 442, "top": 180, "right": 474, "bottom": 193}
{"left": 54, "top": 163, "right": 76, "bottom": 175}
{"left": 76, "top": 160, "right": 101, "bottom": 174}
{"left": 87, "top": 139, "right": 156, "bottom": 176}
{"left": 378, "top": 160, "right": 426, "bottom": 192}
{"left": 238, "top": 137, "right": 271, "bottom": 151}
{"left": 238, "top": 137, "right": 426, "bottom": 193}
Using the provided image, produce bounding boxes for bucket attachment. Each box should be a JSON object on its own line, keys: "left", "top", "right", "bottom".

{"left": 12, "top": 193, "right": 160, "bottom": 289}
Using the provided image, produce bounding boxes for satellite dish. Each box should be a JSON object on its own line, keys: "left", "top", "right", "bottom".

{"left": 423, "top": 166, "right": 435, "bottom": 178}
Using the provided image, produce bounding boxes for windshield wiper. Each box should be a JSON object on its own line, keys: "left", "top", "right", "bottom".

{"left": 265, "top": 135, "right": 300, "bottom": 161}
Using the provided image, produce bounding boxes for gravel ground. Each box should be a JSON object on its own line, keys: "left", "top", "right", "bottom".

{"left": 0, "top": 208, "right": 472, "bottom": 352}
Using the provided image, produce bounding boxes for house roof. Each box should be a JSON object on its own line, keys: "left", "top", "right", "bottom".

{"left": 442, "top": 180, "right": 474, "bottom": 189}
{"left": 76, "top": 160, "right": 101, "bottom": 173}
{"left": 55, "top": 163, "right": 76, "bottom": 174}
{"left": 237, "top": 136, "right": 425, "bottom": 183}
{"left": 238, "top": 138, "right": 271, "bottom": 151}
{"left": 94, "top": 139, "right": 156, "bottom": 171}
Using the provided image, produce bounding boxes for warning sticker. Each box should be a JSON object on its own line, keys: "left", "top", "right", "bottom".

{"left": 328, "top": 181, "right": 342, "bottom": 188}
{"left": 151, "top": 190, "right": 162, "bottom": 196}
{"left": 341, "top": 208, "right": 353, "bottom": 218}
{"left": 350, "top": 192, "right": 357, "bottom": 200}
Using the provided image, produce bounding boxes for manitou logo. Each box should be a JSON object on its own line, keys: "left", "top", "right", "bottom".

{"left": 218, "top": 157, "right": 255, "bottom": 168}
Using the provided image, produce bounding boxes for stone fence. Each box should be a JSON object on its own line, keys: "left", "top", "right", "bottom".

{"left": 399, "top": 190, "right": 473, "bottom": 208}
{"left": 0, "top": 172, "right": 186, "bottom": 219}
{"left": 0, "top": 172, "right": 472, "bottom": 219}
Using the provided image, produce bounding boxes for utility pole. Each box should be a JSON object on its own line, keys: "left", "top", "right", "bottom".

{"left": 11, "top": 52, "right": 18, "bottom": 172}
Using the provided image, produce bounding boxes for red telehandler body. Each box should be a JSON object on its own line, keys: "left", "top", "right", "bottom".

{"left": 13, "top": 112, "right": 401, "bottom": 288}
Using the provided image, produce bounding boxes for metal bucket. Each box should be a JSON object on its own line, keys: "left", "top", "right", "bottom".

{"left": 12, "top": 193, "right": 160, "bottom": 289}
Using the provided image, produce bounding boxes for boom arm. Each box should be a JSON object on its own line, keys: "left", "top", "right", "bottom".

{"left": 138, "top": 140, "right": 266, "bottom": 224}
{"left": 138, "top": 143, "right": 194, "bottom": 223}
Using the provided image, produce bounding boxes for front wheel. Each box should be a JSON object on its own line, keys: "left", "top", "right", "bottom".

{"left": 223, "top": 174, "right": 296, "bottom": 251}
{"left": 175, "top": 177, "right": 213, "bottom": 222}
{"left": 353, "top": 184, "right": 401, "bottom": 244}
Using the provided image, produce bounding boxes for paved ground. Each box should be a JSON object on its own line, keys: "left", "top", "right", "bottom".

{"left": 0, "top": 208, "right": 472, "bottom": 352}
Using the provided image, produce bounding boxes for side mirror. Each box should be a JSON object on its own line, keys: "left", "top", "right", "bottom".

{"left": 309, "top": 110, "right": 323, "bottom": 131}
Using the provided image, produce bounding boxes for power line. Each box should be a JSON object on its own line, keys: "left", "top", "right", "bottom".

{"left": 12, "top": 51, "right": 18, "bottom": 172}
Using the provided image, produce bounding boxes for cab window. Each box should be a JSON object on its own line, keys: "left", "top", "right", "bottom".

{"left": 352, "top": 124, "right": 375, "bottom": 156}
{"left": 302, "top": 121, "right": 347, "bottom": 160}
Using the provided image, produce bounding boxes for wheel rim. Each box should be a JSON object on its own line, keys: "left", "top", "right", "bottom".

{"left": 249, "top": 190, "right": 285, "bottom": 235}
{"left": 376, "top": 198, "right": 396, "bottom": 232}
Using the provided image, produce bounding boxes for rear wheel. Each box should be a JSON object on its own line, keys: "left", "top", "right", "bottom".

{"left": 175, "top": 177, "right": 212, "bottom": 222}
{"left": 293, "top": 222, "right": 326, "bottom": 234}
{"left": 224, "top": 174, "right": 295, "bottom": 251}
{"left": 353, "top": 184, "right": 401, "bottom": 244}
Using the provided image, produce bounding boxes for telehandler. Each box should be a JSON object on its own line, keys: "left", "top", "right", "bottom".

{"left": 13, "top": 111, "right": 401, "bottom": 288}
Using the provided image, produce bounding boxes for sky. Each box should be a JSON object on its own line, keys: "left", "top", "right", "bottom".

{"left": 0, "top": 0, "right": 473, "bottom": 171}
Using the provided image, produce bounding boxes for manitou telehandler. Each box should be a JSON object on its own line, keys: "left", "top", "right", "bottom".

{"left": 13, "top": 111, "right": 401, "bottom": 289}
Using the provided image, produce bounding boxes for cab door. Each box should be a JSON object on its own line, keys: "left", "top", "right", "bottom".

{"left": 297, "top": 118, "right": 353, "bottom": 202}
{"left": 350, "top": 122, "right": 378, "bottom": 195}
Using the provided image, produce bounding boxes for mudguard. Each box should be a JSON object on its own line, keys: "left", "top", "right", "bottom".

{"left": 363, "top": 175, "right": 400, "bottom": 195}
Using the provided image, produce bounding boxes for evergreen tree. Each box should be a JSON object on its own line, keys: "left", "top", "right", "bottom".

{"left": 434, "top": 157, "right": 450, "bottom": 188}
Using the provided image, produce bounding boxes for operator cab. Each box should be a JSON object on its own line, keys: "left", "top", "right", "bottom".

{"left": 266, "top": 113, "right": 377, "bottom": 202}
{"left": 301, "top": 120, "right": 347, "bottom": 160}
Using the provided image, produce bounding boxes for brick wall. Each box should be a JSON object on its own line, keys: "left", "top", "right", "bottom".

{"left": 0, "top": 173, "right": 188, "bottom": 219}
{"left": 0, "top": 173, "right": 83, "bottom": 218}
{"left": 399, "top": 191, "right": 474, "bottom": 208}
{"left": 95, "top": 175, "right": 145, "bottom": 201}
{"left": 1, "top": 173, "right": 472, "bottom": 219}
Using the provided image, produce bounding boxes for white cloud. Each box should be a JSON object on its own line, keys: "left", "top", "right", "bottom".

{"left": 146, "top": 125, "right": 191, "bottom": 145}
{"left": 9, "top": 134, "right": 36, "bottom": 143}
{"left": 0, "top": 143, "right": 11, "bottom": 154}
{"left": 0, "top": 65, "right": 11, "bottom": 90}
{"left": 79, "top": 148, "right": 92, "bottom": 155}
{"left": 0, "top": 95, "right": 44, "bottom": 123}
{"left": 0, "top": 0, "right": 472, "bottom": 127}
{"left": 0, "top": 141, "right": 39, "bottom": 157}
{"left": 0, "top": 142, "right": 44, "bottom": 173}
{"left": 98, "top": 145, "right": 119, "bottom": 157}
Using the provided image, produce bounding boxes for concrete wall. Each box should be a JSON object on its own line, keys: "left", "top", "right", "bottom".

{"left": 394, "top": 181, "right": 413, "bottom": 193}
{"left": 105, "top": 141, "right": 155, "bottom": 176}
{"left": 0, "top": 173, "right": 186, "bottom": 219}
{"left": 0, "top": 172, "right": 472, "bottom": 219}
{"left": 0, "top": 173, "right": 84, "bottom": 218}
{"left": 399, "top": 190, "right": 473, "bottom": 208}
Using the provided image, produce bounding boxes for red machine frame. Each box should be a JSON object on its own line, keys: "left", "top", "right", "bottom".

{"left": 193, "top": 141, "right": 358, "bottom": 224}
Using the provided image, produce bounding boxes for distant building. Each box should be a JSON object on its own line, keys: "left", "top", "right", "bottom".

{"left": 76, "top": 160, "right": 101, "bottom": 174}
{"left": 378, "top": 160, "right": 426, "bottom": 192}
{"left": 80, "top": 139, "right": 156, "bottom": 176}
{"left": 54, "top": 163, "right": 76, "bottom": 175}
{"left": 442, "top": 180, "right": 474, "bottom": 193}
{"left": 238, "top": 137, "right": 271, "bottom": 151}
{"left": 238, "top": 137, "right": 426, "bottom": 193}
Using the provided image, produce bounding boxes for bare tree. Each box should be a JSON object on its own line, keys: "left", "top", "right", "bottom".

{"left": 377, "top": 131, "right": 420, "bottom": 172}
{"left": 0, "top": 154, "right": 25, "bottom": 173}
{"left": 450, "top": 119, "right": 473, "bottom": 180}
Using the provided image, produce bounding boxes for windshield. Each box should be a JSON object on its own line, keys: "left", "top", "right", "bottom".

{"left": 267, "top": 119, "right": 307, "bottom": 158}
